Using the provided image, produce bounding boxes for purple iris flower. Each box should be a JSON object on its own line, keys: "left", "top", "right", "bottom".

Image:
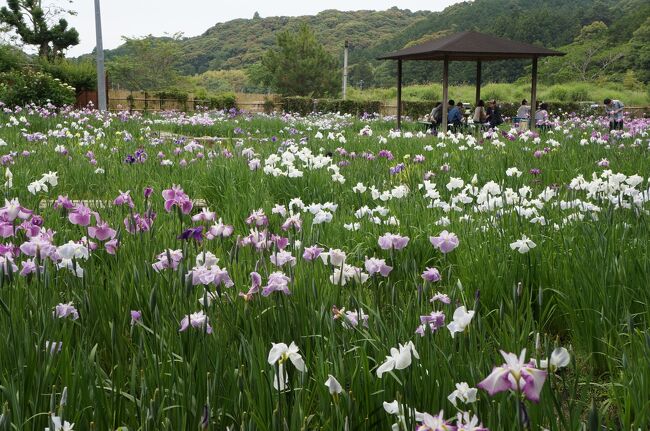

{"left": 178, "top": 226, "right": 204, "bottom": 242}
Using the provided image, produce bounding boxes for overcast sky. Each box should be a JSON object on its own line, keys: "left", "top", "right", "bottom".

{"left": 20, "top": 0, "right": 463, "bottom": 56}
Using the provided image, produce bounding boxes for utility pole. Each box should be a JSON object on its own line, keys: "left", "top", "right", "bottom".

{"left": 94, "top": 0, "right": 107, "bottom": 111}
{"left": 342, "top": 40, "right": 349, "bottom": 100}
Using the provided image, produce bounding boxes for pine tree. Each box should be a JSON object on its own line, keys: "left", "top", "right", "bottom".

{"left": 258, "top": 24, "right": 339, "bottom": 97}
{"left": 0, "top": 0, "right": 79, "bottom": 60}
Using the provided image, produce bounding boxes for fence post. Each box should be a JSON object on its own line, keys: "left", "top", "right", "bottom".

{"left": 144, "top": 91, "right": 149, "bottom": 114}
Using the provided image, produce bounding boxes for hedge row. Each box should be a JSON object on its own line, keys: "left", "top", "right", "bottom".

{"left": 194, "top": 93, "right": 237, "bottom": 110}
{"left": 498, "top": 102, "right": 597, "bottom": 118}
{"left": 120, "top": 92, "right": 237, "bottom": 112}
{"left": 283, "top": 97, "right": 381, "bottom": 116}
{"left": 281, "top": 97, "right": 600, "bottom": 119}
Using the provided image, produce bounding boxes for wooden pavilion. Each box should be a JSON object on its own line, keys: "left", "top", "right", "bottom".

{"left": 378, "top": 31, "right": 565, "bottom": 131}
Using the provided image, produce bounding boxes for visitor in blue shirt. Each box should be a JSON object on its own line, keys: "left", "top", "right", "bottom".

{"left": 447, "top": 99, "right": 463, "bottom": 127}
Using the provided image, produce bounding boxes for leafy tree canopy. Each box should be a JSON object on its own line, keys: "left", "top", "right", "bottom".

{"left": 107, "top": 35, "right": 183, "bottom": 91}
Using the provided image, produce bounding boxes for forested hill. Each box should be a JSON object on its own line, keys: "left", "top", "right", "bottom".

{"left": 101, "top": 0, "right": 650, "bottom": 88}
{"left": 177, "top": 8, "right": 430, "bottom": 74}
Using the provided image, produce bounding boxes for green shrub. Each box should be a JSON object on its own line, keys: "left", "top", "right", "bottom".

{"left": 0, "top": 45, "right": 27, "bottom": 73}
{"left": 324, "top": 99, "right": 381, "bottom": 115}
{"left": 263, "top": 98, "right": 276, "bottom": 114}
{"left": 567, "top": 84, "right": 591, "bottom": 102}
{"left": 282, "top": 97, "right": 382, "bottom": 116}
{"left": 155, "top": 89, "right": 189, "bottom": 103}
{"left": 0, "top": 68, "right": 75, "bottom": 107}
{"left": 481, "top": 83, "right": 511, "bottom": 102}
{"left": 547, "top": 85, "right": 570, "bottom": 101}
{"left": 283, "top": 96, "right": 314, "bottom": 115}
{"left": 402, "top": 101, "right": 431, "bottom": 119}
{"left": 198, "top": 93, "right": 237, "bottom": 110}
{"left": 40, "top": 59, "right": 97, "bottom": 93}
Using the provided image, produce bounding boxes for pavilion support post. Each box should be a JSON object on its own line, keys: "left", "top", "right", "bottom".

{"left": 530, "top": 56, "right": 538, "bottom": 130}
{"left": 442, "top": 56, "right": 449, "bottom": 133}
{"left": 475, "top": 60, "right": 482, "bottom": 106}
{"left": 397, "top": 59, "right": 403, "bottom": 130}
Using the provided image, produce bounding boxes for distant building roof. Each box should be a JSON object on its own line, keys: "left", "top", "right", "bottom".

{"left": 378, "top": 31, "right": 565, "bottom": 61}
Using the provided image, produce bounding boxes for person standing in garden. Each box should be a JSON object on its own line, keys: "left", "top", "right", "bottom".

{"left": 604, "top": 98, "right": 624, "bottom": 130}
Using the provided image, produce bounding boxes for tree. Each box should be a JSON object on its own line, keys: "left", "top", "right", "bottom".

{"left": 349, "top": 59, "right": 374, "bottom": 88}
{"left": 539, "top": 21, "right": 628, "bottom": 83}
{"left": 0, "top": 44, "right": 28, "bottom": 72}
{"left": 0, "top": 0, "right": 79, "bottom": 60}
{"left": 257, "top": 24, "right": 339, "bottom": 97}
{"left": 108, "top": 35, "right": 184, "bottom": 91}
{"left": 629, "top": 17, "right": 650, "bottom": 83}
{"left": 567, "top": 22, "right": 626, "bottom": 81}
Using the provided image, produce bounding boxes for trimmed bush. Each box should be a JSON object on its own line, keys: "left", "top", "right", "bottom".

{"left": 402, "top": 101, "right": 431, "bottom": 119}
{"left": 283, "top": 97, "right": 314, "bottom": 115}
{"left": 283, "top": 97, "right": 381, "bottom": 116}
{"left": 202, "top": 93, "right": 237, "bottom": 110}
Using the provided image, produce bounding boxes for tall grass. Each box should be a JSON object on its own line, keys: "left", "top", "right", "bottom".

{"left": 0, "top": 108, "right": 647, "bottom": 430}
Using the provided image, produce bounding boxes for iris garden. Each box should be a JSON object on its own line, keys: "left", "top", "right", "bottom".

{"left": 0, "top": 104, "right": 648, "bottom": 430}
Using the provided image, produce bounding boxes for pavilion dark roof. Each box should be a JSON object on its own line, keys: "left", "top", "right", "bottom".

{"left": 378, "top": 31, "right": 565, "bottom": 61}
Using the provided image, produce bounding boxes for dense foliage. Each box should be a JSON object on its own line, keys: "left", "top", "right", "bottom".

{"left": 254, "top": 25, "right": 340, "bottom": 97}
{"left": 0, "top": 44, "right": 27, "bottom": 72}
{"left": 0, "top": 44, "right": 95, "bottom": 106}
{"left": 0, "top": 105, "right": 647, "bottom": 430}
{"left": 108, "top": 35, "right": 184, "bottom": 92}
{"left": 0, "top": 67, "right": 75, "bottom": 106}
{"left": 40, "top": 58, "right": 97, "bottom": 94}
{"left": 96, "top": 0, "right": 650, "bottom": 93}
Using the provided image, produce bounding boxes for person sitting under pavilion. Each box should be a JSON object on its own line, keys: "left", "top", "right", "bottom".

{"left": 535, "top": 102, "right": 549, "bottom": 130}
{"left": 515, "top": 99, "right": 530, "bottom": 126}
{"left": 428, "top": 102, "right": 443, "bottom": 131}
{"left": 447, "top": 99, "right": 463, "bottom": 130}
{"left": 486, "top": 100, "right": 503, "bottom": 129}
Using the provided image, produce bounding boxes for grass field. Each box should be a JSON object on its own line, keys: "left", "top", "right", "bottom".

{"left": 0, "top": 105, "right": 648, "bottom": 430}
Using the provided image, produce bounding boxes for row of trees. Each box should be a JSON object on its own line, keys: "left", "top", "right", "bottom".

{"left": 1, "top": 0, "right": 648, "bottom": 101}
{"left": 539, "top": 18, "right": 650, "bottom": 85}
{"left": 106, "top": 25, "right": 341, "bottom": 98}
{"left": 0, "top": 1, "right": 340, "bottom": 97}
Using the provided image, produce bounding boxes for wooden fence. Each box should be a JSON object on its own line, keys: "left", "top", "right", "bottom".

{"left": 106, "top": 90, "right": 275, "bottom": 113}
{"left": 72, "top": 90, "right": 649, "bottom": 118}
